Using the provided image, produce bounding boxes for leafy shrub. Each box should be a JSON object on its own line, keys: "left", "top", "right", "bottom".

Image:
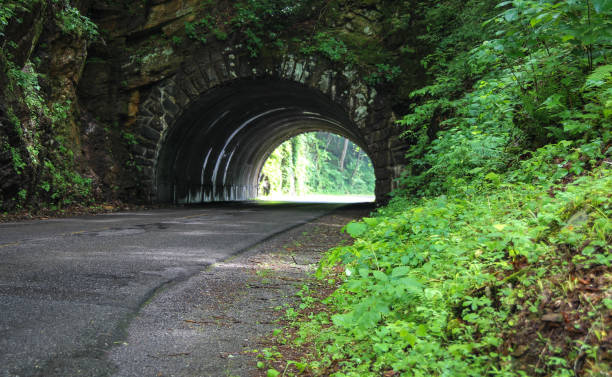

{"left": 288, "top": 160, "right": 611, "bottom": 376}
{"left": 57, "top": 3, "right": 98, "bottom": 38}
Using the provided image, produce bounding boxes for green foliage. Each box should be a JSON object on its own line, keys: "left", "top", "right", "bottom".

{"left": 185, "top": 14, "right": 215, "bottom": 45}
{"left": 363, "top": 63, "right": 402, "bottom": 85}
{"left": 345, "top": 221, "right": 367, "bottom": 238}
{"left": 171, "top": 35, "right": 182, "bottom": 46}
{"left": 121, "top": 130, "right": 138, "bottom": 145}
{"left": 231, "top": 0, "right": 318, "bottom": 57}
{"left": 56, "top": 2, "right": 98, "bottom": 38}
{"left": 0, "top": 0, "right": 33, "bottom": 36}
{"left": 9, "top": 145, "right": 26, "bottom": 174}
{"left": 396, "top": 0, "right": 612, "bottom": 197}
{"left": 7, "top": 61, "right": 43, "bottom": 116}
{"left": 290, "top": 162, "right": 611, "bottom": 376}
{"left": 41, "top": 159, "right": 92, "bottom": 206}
{"left": 259, "top": 132, "right": 375, "bottom": 196}
{"left": 300, "top": 32, "right": 350, "bottom": 62}
{"left": 3, "top": 55, "right": 94, "bottom": 209}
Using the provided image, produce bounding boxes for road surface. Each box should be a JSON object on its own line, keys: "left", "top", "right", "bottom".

{"left": 0, "top": 202, "right": 346, "bottom": 376}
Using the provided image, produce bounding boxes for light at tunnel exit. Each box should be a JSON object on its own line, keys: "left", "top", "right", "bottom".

{"left": 258, "top": 132, "right": 375, "bottom": 203}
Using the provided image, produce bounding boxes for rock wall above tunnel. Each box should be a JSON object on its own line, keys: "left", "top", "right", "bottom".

{"left": 75, "top": 1, "right": 413, "bottom": 203}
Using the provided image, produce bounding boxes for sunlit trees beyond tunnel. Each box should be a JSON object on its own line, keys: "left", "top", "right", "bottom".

{"left": 258, "top": 132, "right": 375, "bottom": 199}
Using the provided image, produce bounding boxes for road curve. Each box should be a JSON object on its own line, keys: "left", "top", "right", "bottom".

{"left": 0, "top": 202, "right": 345, "bottom": 377}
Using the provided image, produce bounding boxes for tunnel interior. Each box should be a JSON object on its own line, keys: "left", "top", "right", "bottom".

{"left": 155, "top": 78, "right": 374, "bottom": 203}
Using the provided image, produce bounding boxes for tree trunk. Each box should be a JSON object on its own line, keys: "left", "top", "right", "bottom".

{"left": 325, "top": 133, "right": 333, "bottom": 149}
{"left": 350, "top": 150, "right": 362, "bottom": 183}
{"left": 339, "top": 138, "right": 349, "bottom": 172}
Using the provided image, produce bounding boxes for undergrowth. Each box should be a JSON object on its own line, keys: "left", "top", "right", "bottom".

{"left": 260, "top": 156, "right": 611, "bottom": 377}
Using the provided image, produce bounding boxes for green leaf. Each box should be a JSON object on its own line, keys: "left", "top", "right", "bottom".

{"left": 363, "top": 217, "right": 379, "bottom": 226}
{"left": 561, "top": 34, "right": 575, "bottom": 42}
{"left": 402, "top": 332, "right": 417, "bottom": 347}
{"left": 416, "top": 324, "right": 428, "bottom": 337}
{"left": 496, "top": 1, "right": 513, "bottom": 8}
{"left": 398, "top": 277, "right": 423, "bottom": 292}
{"left": 293, "top": 362, "right": 307, "bottom": 372}
{"left": 391, "top": 266, "right": 411, "bottom": 277}
{"left": 345, "top": 221, "right": 368, "bottom": 238}
{"left": 359, "top": 268, "right": 370, "bottom": 278}
{"left": 372, "top": 270, "right": 388, "bottom": 281}
{"left": 585, "top": 65, "right": 612, "bottom": 88}
{"left": 331, "top": 313, "right": 353, "bottom": 328}
{"left": 503, "top": 8, "right": 519, "bottom": 22}
{"left": 592, "top": 0, "right": 612, "bottom": 13}
{"left": 373, "top": 342, "right": 390, "bottom": 353}
{"left": 267, "top": 369, "right": 280, "bottom": 377}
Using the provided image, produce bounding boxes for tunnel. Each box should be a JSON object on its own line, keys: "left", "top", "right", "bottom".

{"left": 154, "top": 78, "right": 376, "bottom": 203}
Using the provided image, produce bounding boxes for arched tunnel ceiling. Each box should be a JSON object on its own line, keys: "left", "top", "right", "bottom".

{"left": 155, "top": 79, "right": 374, "bottom": 203}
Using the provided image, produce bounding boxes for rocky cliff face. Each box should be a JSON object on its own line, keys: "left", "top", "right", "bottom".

{"left": 0, "top": 0, "right": 426, "bottom": 210}
{"left": 0, "top": 1, "right": 94, "bottom": 210}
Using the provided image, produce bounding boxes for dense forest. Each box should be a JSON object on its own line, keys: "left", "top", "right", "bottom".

{"left": 259, "top": 132, "right": 375, "bottom": 196}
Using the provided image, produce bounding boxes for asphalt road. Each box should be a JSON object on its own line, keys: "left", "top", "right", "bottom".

{"left": 0, "top": 201, "right": 346, "bottom": 377}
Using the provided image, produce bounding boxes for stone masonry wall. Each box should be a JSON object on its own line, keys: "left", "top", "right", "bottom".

{"left": 77, "top": 0, "right": 409, "bottom": 202}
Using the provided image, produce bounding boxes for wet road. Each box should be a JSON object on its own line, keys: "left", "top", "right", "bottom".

{"left": 0, "top": 202, "right": 345, "bottom": 377}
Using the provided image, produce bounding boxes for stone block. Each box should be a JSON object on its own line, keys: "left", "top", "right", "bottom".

{"left": 212, "top": 58, "right": 229, "bottom": 82}
{"left": 187, "top": 69, "right": 208, "bottom": 93}
{"left": 183, "top": 60, "right": 199, "bottom": 75}
{"left": 135, "top": 156, "right": 154, "bottom": 167}
{"left": 372, "top": 129, "right": 391, "bottom": 143}
{"left": 143, "top": 96, "right": 163, "bottom": 115}
{"left": 137, "top": 115, "right": 153, "bottom": 129}
{"left": 317, "top": 71, "right": 333, "bottom": 95}
{"left": 281, "top": 55, "right": 295, "bottom": 79}
{"left": 148, "top": 118, "right": 164, "bottom": 132}
{"left": 142, "top": 167, "right": 154, "bottom": 179}
{"left": 171, "top": 84, "right": 190, "bottom": 109}
{"left": 142, "top": 0, "right": 196, "bottom": 32}
{"left": 131, "top": 144, "right": 147, "bottom": 157}
{"left": 141, "top": 125, "right": 161, "bottom": 142}
{"left": 238, "top": 59, "right": 254, "bottom": 79}
{"left": 162, "top": 97, "right": 180, "bottom": 117}
{"left": 203, "top": 63, "right": 220, "bottom": 88}
{"left": 162, "top": 113, "right": 175, "bottom": 128}
{"left": 374, "top": 153, "right": 390, "bottom": 167}
{"left": 178, "top": 75, "right": 199, "bottom": 99}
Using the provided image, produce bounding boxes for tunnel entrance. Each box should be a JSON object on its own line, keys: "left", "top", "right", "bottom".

{"left": 154, "top": 79, "right": 377, "bottom": 204}
{"left": 258, "top": 132, "right": 375, "bottom": 202}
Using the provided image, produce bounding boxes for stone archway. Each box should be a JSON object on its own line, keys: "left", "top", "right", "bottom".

{"left": 130, "top": 51, "right": 404, "bottom": 203}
